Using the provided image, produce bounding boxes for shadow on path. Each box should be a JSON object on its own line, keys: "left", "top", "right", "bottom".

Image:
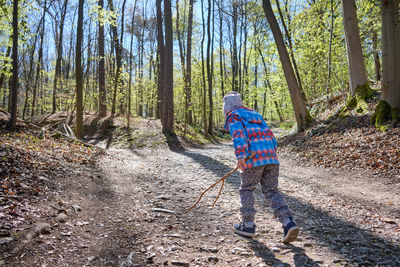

{"left": 179, "top": 148, "right": 400, "bottom": 264}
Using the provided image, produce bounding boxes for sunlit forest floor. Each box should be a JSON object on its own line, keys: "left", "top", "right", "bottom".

{"left": 1, "top": 96, "right": 399, "bottom": 266}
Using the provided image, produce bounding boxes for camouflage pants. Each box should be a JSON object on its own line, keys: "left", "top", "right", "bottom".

{"left": 239, "top": 164, "right": 292, "bottom": 224}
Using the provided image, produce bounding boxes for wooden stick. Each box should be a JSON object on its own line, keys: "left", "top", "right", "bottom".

{"left": 188, "top": 152, "right": 256, "bottom": 211}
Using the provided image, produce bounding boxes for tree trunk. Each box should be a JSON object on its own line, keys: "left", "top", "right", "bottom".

{"left": 276, "top": 0, "right": 307, "bottom": 104}
{"left": 109, "top": 0, "right": 123, "bottom": 116}
{"left": 53, "top": 0, "right": 69, "bottom": 114}
{"left": 218, "top": 0, "right": 225, "bottom": 97}
{"left": 185, "top": 0, "right": 194, "bottom": 125}
{"left": 163, "top": 0, "right": 174, "bottom": 133}
{"left": 262, "top": 0, "right": 311, "bottom": 132}
{"left": 231, "top": 3, "right": 239, "bottom": 92}
{"left": 98, "top": 0, "right": 107, "bottom": 117}
{"left": 7, "top": 0, "right": 19, "bottom": 130}
{"left": 325, "top": 0, "right": 334, "bottom": 103}
{"left": 381, "top": 0, "right": 400, "bottom": 112}
{"left": 0, "top": 47, "right": 11, "bottom": 109}
{"left": 156, "top": 0, "right": 164, "bottom": 120}
{"left": 342, "top": 0, "right": 368, "bottom": 95}
{"left": 206, "top": 0, "right": 213, "bottom": 135}
{"left": 75, "top": 0, "right": 84, "bottom": 139}
{"left": 372, "top": 31, "right": 381, "bottom": 82}
{"left": 200, "top": 0, "right": 208, "bottom": 135}
{"left": 119, "top": 0, "right": 127, "bottom": 114}
{"left": 127, "top": 0, "right": 137, "bottom": 126}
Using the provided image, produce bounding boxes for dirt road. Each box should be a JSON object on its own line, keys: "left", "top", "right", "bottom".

{"left": 5, "top": 142, "right": 400, "bottom": 266}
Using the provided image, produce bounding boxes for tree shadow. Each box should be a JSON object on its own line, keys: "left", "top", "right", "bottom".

{"left": 179, "top": 149, "right": 400, "bottom": 265}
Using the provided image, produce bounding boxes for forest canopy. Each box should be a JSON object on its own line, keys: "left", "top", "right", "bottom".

{"left": 1, "top": 0, "right": 399, "bottom": 135}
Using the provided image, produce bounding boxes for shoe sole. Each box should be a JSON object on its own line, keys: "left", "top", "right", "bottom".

{"left": 234, "top": 229, "right": 255, "bottom": 238}
{"left": 283, "top": 226, "right": 299, "bottom": 243}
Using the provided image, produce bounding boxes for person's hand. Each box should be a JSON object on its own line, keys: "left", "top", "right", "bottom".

{"left": 237, "top": 158, "right": 246, "bottom": 171}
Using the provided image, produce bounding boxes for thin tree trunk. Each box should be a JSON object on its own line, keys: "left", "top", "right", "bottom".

{"left": 53, "top": 0, "right": 69, "bottom": 114}
{"left": 381, "top": 0, "right": 400, "bottom": 110}
{"left": 118, "top": 0, "right": 127, "bottom": 114}
{"left": 156, "top": 0, "right": 164, "bottom": 119}
{"left": 75, "top": 0, "right": 84, "bottom": 139}
{"left": 109, "top": 0, "right": 123, "bottom": 116}
{"left": 274, "top": 100, "right": 283, "bottom": 122}
{"left": 127, "top": 0, "right": 138, "bottom": 126}
{"left": 232, "top": 3, "right": 239, "bottom": 92}
{"left": 372, "top": 31, "right": 381, "bottom": 81}
{"left": 7, "top": 0, "right": 19, "bottom": 130}
{"left": 200, "top": 0, "right": 208, "bottom": 135}
{"left": 262, "top": 0, "right": 311, "bottom": 131}
{"left": 1, "top": 47, "right": 11, "bottom": 109}
{"left": 163, "top": 0, "right": 174, "bottom": 133}
{"left": 218, "top": 0, "right": 225, "bottom": 97}
{"left": 98, "top": 0, "right": 107, "bottom": 117}
{"left": 206, "top": 0, "right": 213, "bottom": 135}
{"left": 342, "top": 0, "right": 368, "bottom": 95}
{"left": 276, "top": 0, "right": 307, "bottom": 103}
{"left": 185, "top": 0, "right": 194, "bottom": 125}
{"left": 325, "top": 0, "right": 334, "bottom": 103}
{"left": 32, "top": 0, "right": 46, "bottom": 117}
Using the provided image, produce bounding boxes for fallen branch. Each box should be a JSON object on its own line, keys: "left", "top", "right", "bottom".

{"left": 0, "top": 108, "right": 100, "bottom": 150}
{"left": 188, "top": 152, "right": 256, "bottom": 211}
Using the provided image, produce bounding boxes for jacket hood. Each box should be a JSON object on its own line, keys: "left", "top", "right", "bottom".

{"left": 224, "top": 107, "right": 264, "bottom": 129}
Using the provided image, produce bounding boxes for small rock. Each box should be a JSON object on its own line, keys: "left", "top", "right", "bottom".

{"left": 76, "top": 221, "right": 89, "bottom": 227}
{"left": 57, "top": 213, "right": 68, "bottom": 223}
{"left": 171, "top": 261, "right": 189, "bottom": 266}
{"left": 303, "top": 242, "right": 313, "bottom": 248}
{"left": 271, "top": 247, "right": 280, "bottom": 253}
{"left": 0, "top": 237, "right": 13, "bottom": 245}
{"left": 208, "top": 256, "right": 219, "bottom": 263}
{"left": 72, "top": 205, "right": 82, "bottom": 212}
{"left": 146, "top": 253, "right": 156, "bottom": 263}
{"left": 87, "top": 256, "right": 96, "bottom": 262}
{"left": 35, "top": 223, "right": 52, "bottom": 235}
{"left": 60, "top": 231, "right": 73, "bottom": 236}
{"left": 208, "top": 247, "right": 219, "bottom": 253}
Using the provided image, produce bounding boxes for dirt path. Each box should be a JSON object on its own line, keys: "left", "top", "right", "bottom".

{"left": 5, "top": 142, "right": 400, "bottom": 267}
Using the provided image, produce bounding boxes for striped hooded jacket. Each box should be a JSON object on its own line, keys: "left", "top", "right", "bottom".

{"left": 224, "top": 107, "right": 279, "bottom": 169}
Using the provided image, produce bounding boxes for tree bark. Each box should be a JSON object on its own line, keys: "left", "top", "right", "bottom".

{"left": 200, "top": 0, "right": 208, "bottom": 135}
{"left": 262, "top": 0, "right": 311, "bottom": 132}
{"left": 127, "top": 0, "right": 138, "bottom": 126}
{"left": 0, "top": 47, "right": 11, "bottom": 109}
{"left": 381, "top": 0, "right": 400, "bottom": 110}
{"left": 206, "top": 0, "right": 213, "bottom": 135}
{"left": 156, "top": 0, "right": 164, "bottom": 119}
{"left": 163, "top": 0, "right": 174, "bottom": 133}
{"left": 372, "top": 31, "right": 381, "bottom": 82}
{"left": 7, "top": 0, "right": 19, "bottom": 130}
{"left": 231, "top": 3, "right": 239, "bottom": 92}
{"left": 98, "top": 0, "right": 107, "bottom": 117}
{"left": 185, "top": 0, "right": 194, "bottom": 124}
{"left": 342, "top": 0, "right": 368, "bottom": 95}
{"left": 276, "top": 0, "right": 307, "bottom": 104}
{"left": 325, "top": 0, "right": 334, "bottom": 103}
{"left": 52, "top": 0, "right": 69, "bottom": 114}
{"left": 218, "top": 0, "right": 225, "bottom": 97}
{"left": 108, "top": 0, "right": 123, "bottom": 116}
{"left": 75, "top": 0, "right": 84, "bottom": 139}
{"left": 119, "top": 0, "right": 127, "bottom": 114}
